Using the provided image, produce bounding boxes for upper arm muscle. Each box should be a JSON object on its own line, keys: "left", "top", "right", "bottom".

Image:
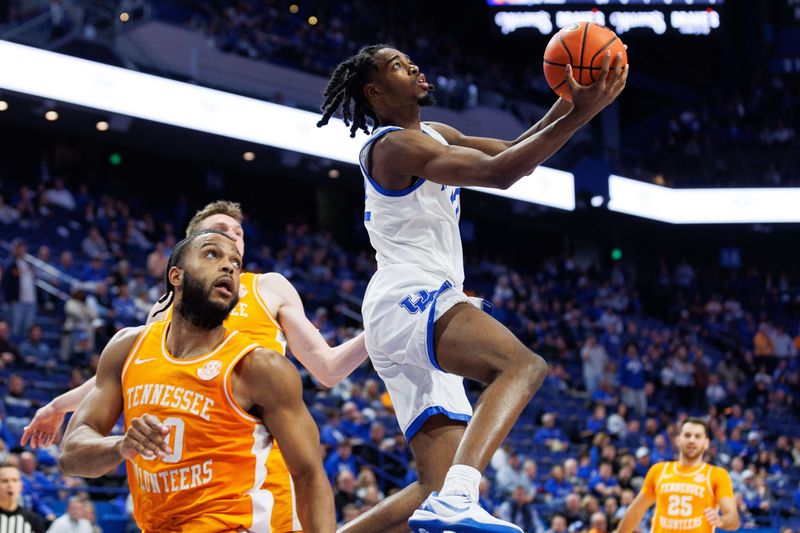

{"left": 67, "top": 327, "right": 142, "bottom": 436}
{"left": 372, "top": 129, "right": 496, "bottom": 188}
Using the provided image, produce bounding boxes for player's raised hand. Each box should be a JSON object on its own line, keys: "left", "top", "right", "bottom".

{"left": 703, "top": 507, "right": 722, "bottom": 527}
{"left": 21, "top": 403, "right": 65, "bottom": 449}
{"left": 120, "top": 414, "right": 171, "bottom": 460}
{"left": 566, "top": 50, "right": 628, "bottom": 118}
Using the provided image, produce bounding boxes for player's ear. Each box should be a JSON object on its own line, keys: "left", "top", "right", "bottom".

{"left": 168, "top": 266, "right": 183, "bottom": 291}
{"left": 364, "top": 82, "right": 382, "bottom": 103}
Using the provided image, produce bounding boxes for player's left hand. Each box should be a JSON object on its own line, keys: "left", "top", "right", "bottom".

{"left": 703, "top": 507, "right": 721, "bottom": 526}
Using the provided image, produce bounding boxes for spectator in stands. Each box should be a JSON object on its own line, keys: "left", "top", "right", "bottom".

{"left": 80, "top": 257, "right": 109, "bottom": 285}
{"left": 63, "top": 286, "right": 101, "bottom": 361}
{"left": 771, "top": 325, "right": 796, "bottom": 358}
{"left": 0, "top": 321, "right": 20, "bottom": 364}
{"left": 496, "top": 485, "right": 543, "bottom": 532}
{"left": 80, "top": 227, "right": 109, "bottom": 261}
{"left": 145, "top": 241, "right": 168, "bottom": 278}
{"left": 584, "top": 405, "right": 606, "bottom": 438}
{"left": 478, "top": 476, "right": 497, "bottom": 515}
{"left": 339, "top": 401, "right": 369, "bottom": 441}
{"left": 19, "top": 325, "right": 53, "bottom": 369}
{"left": 562, "top": 493, "right": 585, "bottom": 525}
{"left": 547, "top": 514, "right": 568, "bottom": 533}
{"left": 4, "top": 375, "right": 33, "bottom": 436}
{"left": 81, "top": 500, "right": 100, "bottom": 533}
{"left": 2, "top": 238, "right": 37, "bottom": 339}
{"left": 320, "top": 409, "right": 345, "bottom": 450}
{"left": 56, "top": 251, "right": 79, "bottom": 281}
{"left": 754, "top": 322, "right": 775, "bottom": 358}
{"left": 0, "top": 463, "right": 45, "bottom": 533}
{"left": 496, "top": 450, "right": 527, "bottom": 496}
{"left": 587, "top": 511, "right": 607, "bottom": 533}
{"left": 535, "top": 413, "right": 569, "bottom": 452}
{"left": 333, "top": 470, "right": 360, "bottom": 522}
{"left": 619, "top": 343, "right": 646, "bottom": 417}
{"left": 0, "top": 194, "right": 20, "bottom": 225}
{"left": 589, "top": 462, "right": 620, "bottom": 500}
{"left": 544, "top": 465, "right": 573, "bottom": 502}
{"left": 111, "top": 285, "right": 138, "bottom": 329}
{"left": 581, "top": 335, "right": 607, "bottom": 395}
{"left": 45, "top": 178, "right": 76, "bottom": 212}
{"left": 46, "top": 496, "right": 93, "bottom": 533}
{"left": 324, "top": 439, "right": 358, "bottom": 483}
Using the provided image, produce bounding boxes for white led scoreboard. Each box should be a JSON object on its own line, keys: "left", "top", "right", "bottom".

{"left": 489, "top": 0, "right": 723, "bottom": 36}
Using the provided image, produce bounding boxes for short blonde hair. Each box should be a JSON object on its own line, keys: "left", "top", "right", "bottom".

{"left": 185, "top": 200, "right": 243, "bottom": 237}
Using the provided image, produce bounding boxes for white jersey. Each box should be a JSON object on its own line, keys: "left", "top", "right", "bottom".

{"left": 359, "top": 124, "right": 465, "bottom": 287}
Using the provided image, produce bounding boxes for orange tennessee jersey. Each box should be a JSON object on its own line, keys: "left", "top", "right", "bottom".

{"left": 165, "top": 272, "right": 286, "bottom": 355}
{"left": 122, "top": 321, "right": 272, "bottom": 533}
{"left": 161, "top": 273, "right": 299, "bottom": 532}
{"left": 643, "top": 461, "right": 735, "bottom": 533}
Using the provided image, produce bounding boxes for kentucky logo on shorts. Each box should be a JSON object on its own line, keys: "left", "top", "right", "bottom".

{"left": 398, "top": 281, "right": 453, "bottom": 314}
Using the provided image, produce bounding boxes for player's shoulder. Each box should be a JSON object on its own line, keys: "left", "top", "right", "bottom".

{"left": 708, "top": 463, "right": 732, "bottom": 478}
{"left": 256, "top": 271, "right": 299, "bottom": 299}
{"left": 109, "top": 325, "right": 148, "bottom": 352}
{"left": 422, "top": 121, "right": 462, "bottom": 143}
{"left": 647, "top": 461, "right": 671, "bottom": 475}
{"left": 237, "top": 347, "right": 300, "bottom": 393}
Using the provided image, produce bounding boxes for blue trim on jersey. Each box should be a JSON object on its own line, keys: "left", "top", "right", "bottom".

{"left": 364, "top": 211, "right": 371, "bottom": 221}
{"left": 360, "top": 126, "right": 426, "bottom": 197}
{"left": 426, "top": 280, "right": 454, "bottom": 371}
{"left": 481, "top": 299, "right": 494, "bottom": 316}
{"left": 405, "top": 406, "right": 472, "bottom": 441}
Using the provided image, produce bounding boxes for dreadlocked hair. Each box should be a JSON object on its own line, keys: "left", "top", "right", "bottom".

{"left": 150, "top": 229, "right": 232, "bottom": 319}
{"left": 317, "top": 44, "right": 392, "bottom": 138}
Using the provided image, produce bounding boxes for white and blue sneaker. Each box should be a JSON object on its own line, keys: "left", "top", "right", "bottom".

{"left": 408, "top": 492, "right": 524, "bottom": 533}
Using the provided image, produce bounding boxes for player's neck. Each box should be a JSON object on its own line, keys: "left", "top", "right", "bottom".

{"left": 167, "top": 315, "right": 226, "bottom": 359}
{"left": 378, "top": 106, "right": 421, "bottom": 130}
{"left": 678, "top": 455, "right": 705, "bottom": 469}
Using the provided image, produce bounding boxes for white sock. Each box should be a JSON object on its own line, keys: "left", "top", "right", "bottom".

{"left": 438, "top": 464, "right": 481, "bottom": 503}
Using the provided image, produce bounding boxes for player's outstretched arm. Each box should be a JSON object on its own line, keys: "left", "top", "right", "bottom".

{"left": 23, "top": 296, "right": 169, "bottom": 449}
{"left": 425, "top": 98, "right": 574, "bottom": 156}
{"left": 22, "top": 375, "right": 97, "bottom": 448}
{"left": 615, "top": 490, "right": 655, "bottom": 533}
{"left": 375, "top": 52, "right": 627, "bottom": 190}
{"left": 59, "top": 327, "right": 170, "bottom": 477}
{"left": 236, "top": 348, "right": 336, "bottom": 532}
{"left": 260, "top": 273, "right": 368, "bottom": 387}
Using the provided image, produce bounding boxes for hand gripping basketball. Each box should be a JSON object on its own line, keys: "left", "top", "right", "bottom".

{"left": 565, "top": 50, "right": 628, "bottom": 119}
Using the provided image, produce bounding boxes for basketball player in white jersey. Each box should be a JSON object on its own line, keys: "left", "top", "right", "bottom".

{"left": 317, "top": 44, "right": 627, "bottom": 532}
{"left": 23, "top": 201, "right": 369, "bottom": 449}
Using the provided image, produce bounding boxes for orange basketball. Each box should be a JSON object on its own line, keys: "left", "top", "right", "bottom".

{"left": 543, "top": 22, "right": 627, "bottom": 102}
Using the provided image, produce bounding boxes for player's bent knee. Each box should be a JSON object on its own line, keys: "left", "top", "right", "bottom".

{"left": 516, "top": 350, "right": 548, "bottom": 388}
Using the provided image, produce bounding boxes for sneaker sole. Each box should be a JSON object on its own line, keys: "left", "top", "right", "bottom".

{"left": 409, "top": 517, "right": 524, "bottom": 533}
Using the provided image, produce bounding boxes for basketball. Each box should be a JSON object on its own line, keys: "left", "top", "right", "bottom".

{"left": 543, "top": 22, "right": 627, "bottom": 102}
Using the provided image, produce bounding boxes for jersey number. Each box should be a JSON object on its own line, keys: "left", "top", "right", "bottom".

{"left": 667, "top": 495, "right": 693, "bottom": 517}
{"left": 142, "top": 417, "right": 185, "bottom": 464}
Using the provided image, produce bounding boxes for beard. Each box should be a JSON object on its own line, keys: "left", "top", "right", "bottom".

{"left": 175, "top": 272, "right": 238, "bottom": 330}
{"left": 418, "top": 85, "right": 436, "bottom": 107}
{"left": 681, "top": 447, "right": 705, "bottom": 461}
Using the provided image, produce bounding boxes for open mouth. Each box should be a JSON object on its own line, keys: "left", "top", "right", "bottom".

{"left": 213, "top": 277, "right": 234, "bottom": 297}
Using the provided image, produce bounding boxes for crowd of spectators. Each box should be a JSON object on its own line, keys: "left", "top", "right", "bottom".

{"left": 0, "top": 169, "right": 799, "bottom": 531}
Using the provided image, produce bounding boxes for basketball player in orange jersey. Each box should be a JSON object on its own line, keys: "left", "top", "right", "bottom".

{"left": 24, "top": 201, "right": 367, "bottom": 532}
{"left": 616, "top": 418, "right": 739, "bottom": 533}
{"left": 59, "top": 230, "right": 336, "bottom": 532}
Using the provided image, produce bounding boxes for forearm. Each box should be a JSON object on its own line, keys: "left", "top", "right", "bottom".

{"left": 52, "top": 376, "right": 96, "bottom": 413}
{"left": 488, "top": 108, "right": 591, "bottom": 186}
{"left": 616, "top": 507, "right": 645, "bottom": 533}
{"left": 720, "top": 509, "right": 740, "bottom": 530}
{"left": 294, "top": 333, "right": 368, "bottom": 388}
{"left": 513, "top": 98, "right": 574, "bottom": 144}
{"left": 293, "top": 470, "right": 336, "bottom": 532}
{"left": 59, "top": 425, "right": 124, "bottom": 478}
